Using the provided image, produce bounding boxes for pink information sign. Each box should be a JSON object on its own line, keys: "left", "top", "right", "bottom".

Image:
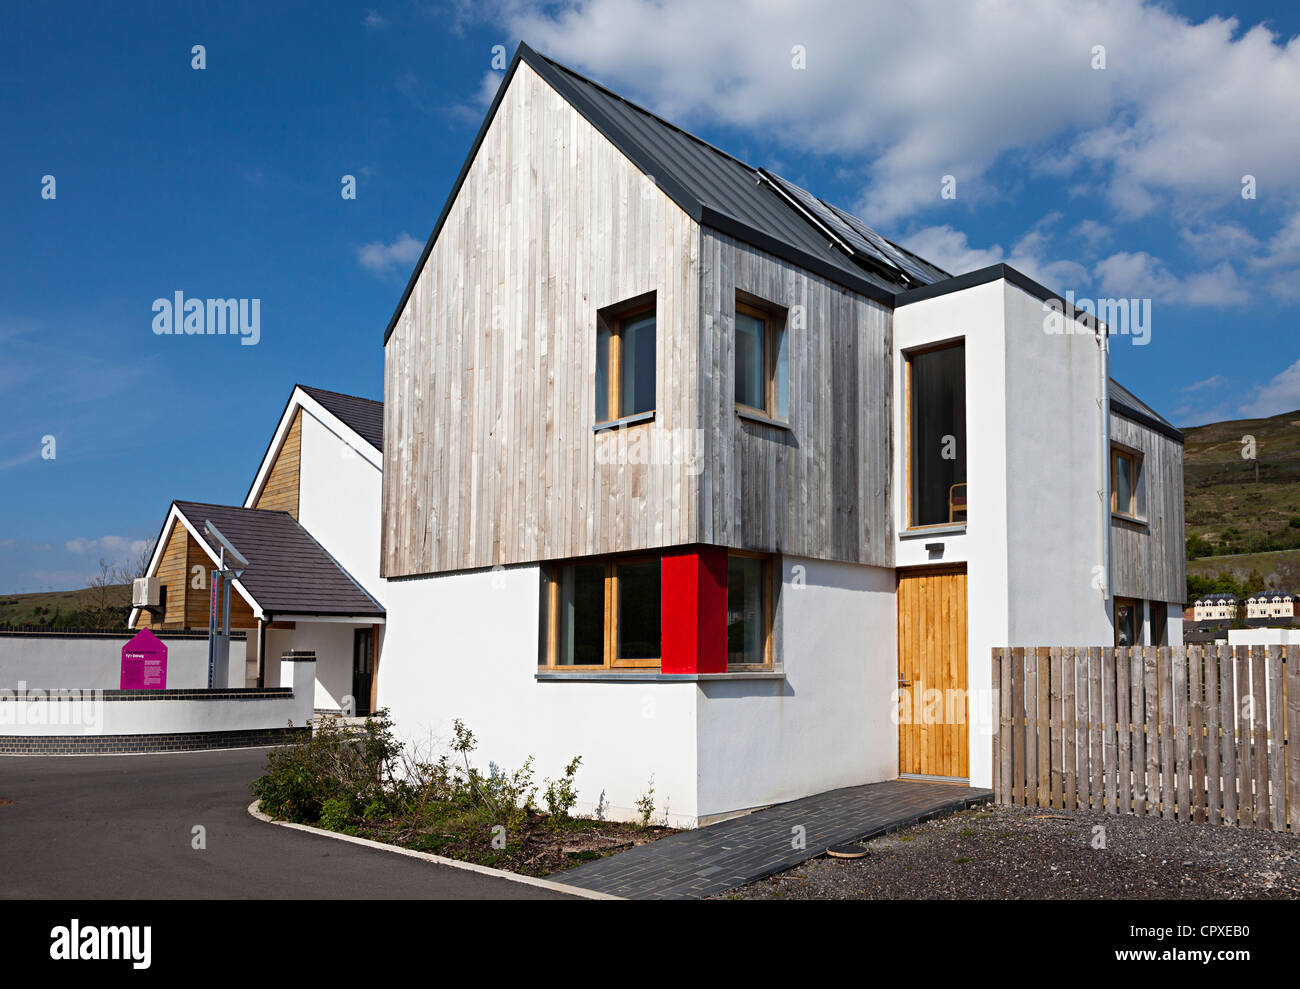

{"left": 120, "top": 628, "right": 168, "bottom": 689}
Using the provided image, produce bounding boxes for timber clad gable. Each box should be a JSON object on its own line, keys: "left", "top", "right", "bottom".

{"left": 254, "top": 408, "right": 301, "bottom": 519}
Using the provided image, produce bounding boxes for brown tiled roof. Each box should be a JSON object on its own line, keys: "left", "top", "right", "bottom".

{"left": 299, "top": 385, "right": 383, "bottom": 452}
{"left": 175, "top": 501, "right": 383, "bottom": 619}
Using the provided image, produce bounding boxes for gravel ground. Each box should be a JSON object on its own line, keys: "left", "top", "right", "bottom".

{"left": 720, "top": 804, "right": 1300, "bottom": 899}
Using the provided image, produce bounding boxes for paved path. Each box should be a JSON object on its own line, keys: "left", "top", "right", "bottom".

{"left": 558, "top": 779, "right": 992, "bottom": 899}
{"left": 0, "top": 748, "right": 571, "bottom": 900}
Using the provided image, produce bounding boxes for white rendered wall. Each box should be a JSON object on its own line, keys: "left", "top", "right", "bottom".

{"left": 1001, "top": 282, "right": 1112, "bottom": 651}
{"left": 379, "top": 566, "right": 701, "bottom": 827}
{"left": 695, "top": 557, "right": 896, "bottom": 820}
{"left": 892, "top": 281, "right": 1010, "bottom": 789}
{"left": 0, "top": 633, "right": 232, "bottom": 690}
{"left": 282, "top": 621, "right": 356, "bottom": 711}
{"left": 297, "top": 411, "right": 385, "bottom": 607}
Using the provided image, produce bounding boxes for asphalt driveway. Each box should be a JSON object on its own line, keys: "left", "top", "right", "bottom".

{"left": 0, "top": 748, "right": 572, "bottom": 899}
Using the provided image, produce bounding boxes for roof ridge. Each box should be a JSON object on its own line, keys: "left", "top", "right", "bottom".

{"left": 298, "top": 383, "right": 382, "bottom": 405}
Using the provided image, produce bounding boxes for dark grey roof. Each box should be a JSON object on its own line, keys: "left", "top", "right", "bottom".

{"left": 174, "top": 501, "right": 384, "bottom": 619}
{"left": 1109, "top": 378, "right": 1183, "bottom": 443}
{"left": 299, "top": 385, "right": 383, "bottom": 452}
{"left": 383, "top": 43, "right": 953, "bottom": 342}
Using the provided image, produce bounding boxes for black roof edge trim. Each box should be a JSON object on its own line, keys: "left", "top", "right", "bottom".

{"left": 700, "top": 207, "right": 897, "bottom": 308}
{"left": 895, "top": 263, "right": 1105, "bottom": 333}
{"left": 1110, "top": 399, "right": 1186, "bottom": 444}
{"left": 265, "top": 610, "right": 387, "bottom": 619}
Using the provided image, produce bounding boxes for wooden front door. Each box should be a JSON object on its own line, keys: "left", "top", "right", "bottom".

{"left": 896, "top": 566, "right": 969, "bottom": 780}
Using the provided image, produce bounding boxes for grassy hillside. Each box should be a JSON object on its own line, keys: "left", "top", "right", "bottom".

{"left": 0, "top": 584, "right": 131, "bottom": 630}
{"left": 1182, "top": 407, "right": 1300, "bottom": 559}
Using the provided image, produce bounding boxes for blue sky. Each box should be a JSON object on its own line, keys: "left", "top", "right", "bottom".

{"left": 2, "top": 0, "right": 1298, "bottom": 593}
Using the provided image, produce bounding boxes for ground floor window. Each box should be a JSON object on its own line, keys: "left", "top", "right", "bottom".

{"left": 539, "top": 555, "right": 662, "bottom": 669}
{"left": 1149, "top": 601, "right": 1168, "bottom": 646}
{"left": 727, "top": 551, "right": 773, "bottom": 670}
{"left": 1114, "top": 597, "right": 1138, "bottom": 647}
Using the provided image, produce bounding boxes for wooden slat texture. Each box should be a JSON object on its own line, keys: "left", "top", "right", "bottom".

{"left": 1164, "top": 644, "right": 1185, "bottom": 816}
{"left": 1287, "top": 644, "right": 1299, "bottom": 834}
{"left": 1172, "top": 645, "right": 1189, "bottom": 822}
{"left": 1115, "top": 645, "right": 1130, "bottom": 815}
{"left": 1108, "top": 413, "right": 1185, "bottom": 605}
{"left": 1267, "top": 645, "right": 1285, "bottom": 833}
{"left": 1063, "top": 646, "right": 1077, "bottom": 810}
{"left": 1236, "top": 646, "right": 1253, "bottom": 827}
{"left": 1102, "top": 646, "right": 1117, "bottom": 814}
{"left": 1129, "top": 645, "right": 1145, "bottom": 816}
{"left": 1252, "top": 645, "right": 1270, "bottom": 829}
{"left": 1013, "top": 646, "right": 1026, "bottom": 806}
{"left": 253, "top": 409, "right": 301, "bottom": 519}
{"left": 991, "top": 640, "right": 1294, "bottom": 833}
{"left": 1143, "top": 646, "right": 1160, "bottom": 818}
{"left": 1189, "top": 645, "right": 1205, "bottom": 823}
{"left": 1089, "top": 647, "right": 1103, "bottom": 810}
{"left": 1077, "top": 646, "right": 1092, "bottom": 812}
{"left": 1205, "top": 643, "right": 1222, "bottom": 825}
{"left": 1037, "top": 647, "right": 1051, "bottom": 807}
{"left": 1050, "top": 646, "right": 1063, "bottom": 810}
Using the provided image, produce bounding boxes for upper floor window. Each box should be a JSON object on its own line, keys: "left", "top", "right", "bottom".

{"left": 596, "top": 300, "right": 656, "bottom": 425}
{"left": 906, "top": 341, "right": 966, "bottom": 528}
{"left": 1110, "top": 445, "right": 1145, "bottom": 520}
{"left": 734, "top": 300, "right": 788, "bottom": 421}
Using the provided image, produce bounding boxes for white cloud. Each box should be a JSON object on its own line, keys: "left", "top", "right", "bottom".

{"left": 357, "top": 233, "right": 424, "bottom": 275}
{"left": 482, "top": 0, "right": 1300, "bottom": 227}
{"left": 1238, "top": 358, "right": 1300, "bottom": 419}
{"left": 1092, "top": 251, "right": 1247, "bottom": 307}
{"left": 64, "top": 536, "right": 148, "bottom": 557}
{"left": 363, "top": 10, "right": 389, "bottom": 30}
{"left": 1182, "top": 375, "right": 1226, "bottom": 393}
{"left": 900, "top": 217, "right": 1088, "bottom": 288}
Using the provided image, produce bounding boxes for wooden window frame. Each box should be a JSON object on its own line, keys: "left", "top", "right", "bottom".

{"left": 904, "top": 339, "right": 966, "bottom": 531}
{"left": 1110, "top": 445, "right": 1143, "bottom": 520}
{"left": 726, "top": 549, "right": 774, "bottom": 671}
{"left": 596, "top": 304, "right": 656, "bottom": 426}
{"left": 733, "top": 301, "right": 786, "bottom": 422}
{"left": 539, "top": 555, "right": 662, "bottom": 670}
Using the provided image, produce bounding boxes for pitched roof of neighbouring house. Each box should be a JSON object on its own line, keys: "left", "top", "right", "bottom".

{"left": 299, "top": 385, "right": 384, "bottom": 452}
{"left": 1109, "top": 378, "right": 1183, "bottom": 443}
{"left": 174, "top": 500, "right": 384, "bottom": 619}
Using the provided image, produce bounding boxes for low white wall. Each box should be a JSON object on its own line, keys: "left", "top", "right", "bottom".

{"left": 0, "top": 632, "right": 245, "bottom": 690}
{"left": 695, "top": 557, "right": 896, "bottom": 821}
{"left": 0, "top": 659, "right": 315, "bottom": 738}
{"left": 379, "top": 567, "right": 701, "bottom": 827}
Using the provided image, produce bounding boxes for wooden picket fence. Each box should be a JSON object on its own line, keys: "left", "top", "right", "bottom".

{"left": 991, "top": 645, "right": 1298, "bottom": 831}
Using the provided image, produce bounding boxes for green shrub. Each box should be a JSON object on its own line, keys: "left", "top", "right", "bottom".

{"left": 251, "top": 710, "right": 402, "bottom": 824}
{"left": 543, "top": 756, "right": 582, "bottom": 829}
{"left": 320, "top": 796, "right": 355, "bottom": 834}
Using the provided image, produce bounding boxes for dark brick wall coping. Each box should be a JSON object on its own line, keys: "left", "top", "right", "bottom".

{"left": 0, "top": 687, "right": 294, "bottom": 702}
{"left": 0, "top": 725, "right": 309, "bottom": 755}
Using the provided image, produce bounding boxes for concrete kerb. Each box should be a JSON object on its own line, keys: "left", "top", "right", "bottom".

{"left": 246, "top": 801, "right": 622, "bottom": 900}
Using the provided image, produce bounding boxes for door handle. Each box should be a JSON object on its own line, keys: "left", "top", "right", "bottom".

{"left": 898, "top": 679, "right": 911, "bottom": 687}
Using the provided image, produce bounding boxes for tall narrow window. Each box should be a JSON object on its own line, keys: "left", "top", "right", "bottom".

{"left": 614, "top": 559, "right": 660, "bottom": 667}
{"left": 727, "top": 553, "right": 772, "bottom": 669}
{"left": 555, "top": 563, "right": 605, "bottom": 666}
{"left": 734, "top": 301, "right": 788, "bottom": 420}
{"left": 596, "top": 305, "right": 656, "bottom": 424}
{"left": 1110, "top": 446, "right": 1144, "bottom": 520}
{"left": 1114, "top": 597, "right": 1137, "bottom": 647}
{"left": 907, "top": 342, "right": 966, "bottom": 527}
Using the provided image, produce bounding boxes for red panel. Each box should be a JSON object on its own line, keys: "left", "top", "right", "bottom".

{"left": 661, "top": 546, "right": 727, "bottom": 674}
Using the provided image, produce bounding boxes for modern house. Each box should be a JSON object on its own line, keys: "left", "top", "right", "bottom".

{"left": 371, "top": 43, "right": 1186, "bottom": 827}
{"left": 129, "top": 384, "right": 386, "bottom": 714}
